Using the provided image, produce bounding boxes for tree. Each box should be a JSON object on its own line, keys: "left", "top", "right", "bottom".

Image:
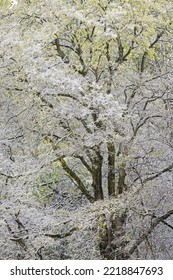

{"left": 0, "top": 0, "right": 173, "bottom": 259}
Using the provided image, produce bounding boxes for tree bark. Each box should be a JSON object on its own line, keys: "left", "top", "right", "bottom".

{"left": 92, "top": 155, "right": 104, "bottom": 201}
{"left": 118, "top": 162, "right": 127, "bottom": 194}
{"left": 59, "top": 158, "right": 94, "bottom": 202}
{"left": 107, "top": 142, "right": 115, "bottom": 197}
{"left": 110, "top": 213, "right": 129, "bottom": 259}
{"left": 98, "top": 212, "right": 128, "bottom": 260}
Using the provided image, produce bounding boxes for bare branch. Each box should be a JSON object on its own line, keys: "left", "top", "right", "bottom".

{"left": 143, "top": 162, "right": 173, "bottom": 184}
{"left": 129, "top": 210, "right": 173, "bottom": 255}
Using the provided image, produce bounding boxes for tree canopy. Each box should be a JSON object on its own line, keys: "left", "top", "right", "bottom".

{"left": 0, "top": 0, "right": 173, "bottom": 260}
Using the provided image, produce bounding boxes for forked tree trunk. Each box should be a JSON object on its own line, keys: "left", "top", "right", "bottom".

{"left": 97, "top": 143, "right": 129, "bottom": 259}
{"left": 98, "top": 212, "right": 128, "bottom": 259}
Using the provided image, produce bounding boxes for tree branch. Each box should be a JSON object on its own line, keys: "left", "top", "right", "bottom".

{"left": 140, "top": 31, "right": 164, "bottom": 73}
{"left": 143, "top": 162, "right": 173, "bottom": 184}
{"left": 58, "top": 158, "right": 94, "bottom": 202}
{"left": 128, "top": 210, "right": 173, "bottom": 255}
{"left": 44, "top": 227, "right": 78, "bottom": 239}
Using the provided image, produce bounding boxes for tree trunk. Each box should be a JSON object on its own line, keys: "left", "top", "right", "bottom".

{"left": 98, "top": 212, "right": 129, "bottom": 260}
{"left": 98, "top": 213, "right": 115, "bottom": 260}
{"left": 107, "top": 142, "right": 115, "bottom": 197}
{"left": 110, "top": 213, "right": 129, "bottom": 259}
{"left": 92, "top": 155, "right": 103, "bottom": 201}
{"left": 118, "top": 162, "right": 127, "bottom": 194}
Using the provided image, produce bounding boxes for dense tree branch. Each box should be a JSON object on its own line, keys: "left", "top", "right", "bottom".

{"left": 143, "top": 162, "right": 173, "bottom": 184}
{"left": 128, "top": 210, "right": 173, "bottom": 255}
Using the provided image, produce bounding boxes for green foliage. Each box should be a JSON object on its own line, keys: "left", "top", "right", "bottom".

{"left": 32, "top": 170, "right": 60, "bottom": 205}
{"left": 0, "top": 0, "right": 11, "bottom": 7}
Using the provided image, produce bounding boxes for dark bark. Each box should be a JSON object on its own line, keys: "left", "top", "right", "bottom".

{"left": 110, "top": 213, "right": 129, "bottom": 259}
{"left": 91, "top": 111, "right": 104, "bottom": 201}
{"left": 58, "top": 158, "right": 94, "bottom": 202}
{"left": 98, "top": 213, "right": 115, "bottom": 260}
{"left": 98, "top": 212, "right": 128, "bottom": 260}
{"left": 98, "top": 214, "right": 108, "bottom": 252}
{"left": 118, "top": 162, "right": 127, "bottom": 194}
{"left": 107, "top": 142, "right": 115, "bottom": 197}
{"left": 92, "top": 155, "right": 104, "bottom": 201}
{"left": 45, "top": 227, "right": 78, "bottom": 239}
{"left": 140, "top": 31, "right": 164, "bottom": 73}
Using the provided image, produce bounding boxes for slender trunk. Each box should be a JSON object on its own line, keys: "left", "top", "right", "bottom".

{"left": 107, "top": 142, "right": 115, "bottom": 197}
{"left": 117, "top": 144, "right": 128, "bottom": 194}
{"left": 118, "top": 162, "right": 127, "bottom": 194}
{"left": 91, "top": 109, "right": 104, "bottom": 201}
{"left": 92, "top": 155, "right": 103, "bottom": 201}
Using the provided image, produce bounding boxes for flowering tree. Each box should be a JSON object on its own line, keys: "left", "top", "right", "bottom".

{"left": 0, "top": 0, "right": 173, "bottom": 259}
